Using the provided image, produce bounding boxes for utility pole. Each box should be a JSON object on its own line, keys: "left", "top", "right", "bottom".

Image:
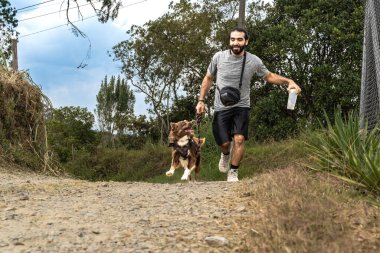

{"left": 238, "top": 0, "right": 246, "bottom": 28}
{"left": 11, "top": 39, "right": 18, "bottom": 71}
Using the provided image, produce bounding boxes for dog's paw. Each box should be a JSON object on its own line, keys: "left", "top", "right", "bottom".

{"left": 166, "top": 170, "right": 174, "bottom": 177}
{"left": 181, "top": 168, "right": 191, "bottom": 181}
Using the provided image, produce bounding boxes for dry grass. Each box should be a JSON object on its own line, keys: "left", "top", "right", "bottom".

{"left": 0, "top": 67, "right": 60, "bottom": 175}
{"left": 237, "top": 166, "right": 380, "bottom": 253}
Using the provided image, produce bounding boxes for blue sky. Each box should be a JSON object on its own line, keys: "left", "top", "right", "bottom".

{"left": 12, "top": 0, "right": 177, "bottom": 118}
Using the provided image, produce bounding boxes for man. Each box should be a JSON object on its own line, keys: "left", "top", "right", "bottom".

{"left": 196, "top": 27, "right": 301, "bottom": 182}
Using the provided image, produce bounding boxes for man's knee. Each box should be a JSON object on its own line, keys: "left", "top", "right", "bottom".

{"left": 220, "top": 141, "right": 230, "bottom": 150}
{"left": 234, "top": 135, "right": 245, "bottom": 146}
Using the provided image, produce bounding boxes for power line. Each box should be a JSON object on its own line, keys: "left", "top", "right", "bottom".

{"left": 17, "top": 0, "right": 57, "bottom": 11}
{"left": 19, "top": 15, "right": 97, "bottom": 38}
{"left": 18, "top": 0, "right": 148, "bottom": 38}
{"left": 18, "top": 2, "right": 94, "bottom": 22}
{"left": 17, "top": 1, "right": 65, "bottom": 13}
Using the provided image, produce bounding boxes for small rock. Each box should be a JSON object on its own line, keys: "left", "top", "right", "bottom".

{"left": 237, "top": 206, "right": 246, "bottom": 212}
{"left": 19, "top": 195, "right": 29, "bottom": 201}
{"left": 242, "top": 192, "right": 252, "bottom": 197}
{"left": 205, "top": 236, "right": 229, "bottom": 247}
{"left": 0, "top": 241, "right": 9, "bottom": 247}
{"left": 18, "top": 192, "right": 29, "bottom": 201}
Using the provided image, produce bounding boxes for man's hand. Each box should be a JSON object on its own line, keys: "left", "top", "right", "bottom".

{"left": 196, "top": 100, "right": 205, "bottom": 114}
{"left": 287, "top": 80, "right": 301, "bottom": 94}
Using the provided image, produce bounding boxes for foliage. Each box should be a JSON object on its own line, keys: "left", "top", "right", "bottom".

{"left": 250, "top": 84, "right": 298, "bottom": 141}
{"left": 65, "top": 144, "right": 170, "bottom": 181}
{"left": 95, "top": 75, "right": 135, "bottom": 143}
{"left": 47, "top": 106, "right": 96, "bottom": 163}
{"left": 248, "top": 0, "right": 364, "bottom": 139}
{"left": 63, "top": 0, "right": 122, "bottom": 23}
{"left": 168, "top": 96, "right": 198, "bottom": 123}
{"left": 305, "top": 110, "right": 380, "bottom": 196}
{"left": 112, "top": 115, "right": 159, "bottom": 149}
{"left": 0, "top": 0, "right": 18, "bottom": 62}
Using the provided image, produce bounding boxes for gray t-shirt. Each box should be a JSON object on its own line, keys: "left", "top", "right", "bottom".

{"left": 207, "top": 50, "right": 269, "bottom": 111}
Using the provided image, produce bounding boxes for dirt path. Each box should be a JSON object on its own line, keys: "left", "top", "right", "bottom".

{"left": 0, "top": 167, "right": 253, "bottom": 253}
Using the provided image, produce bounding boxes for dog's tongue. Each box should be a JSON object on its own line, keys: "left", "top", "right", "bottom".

{"left": 185, "top": 129, "right": 194, "bottom": 135}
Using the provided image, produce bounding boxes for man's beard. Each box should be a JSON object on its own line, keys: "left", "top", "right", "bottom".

{"left": 230, "top": 45, "right": 245, "bottom": 55}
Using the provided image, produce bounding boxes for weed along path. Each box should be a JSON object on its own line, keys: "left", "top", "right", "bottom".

{"left": 0, "top": 167, "right": 254, "bottom": 253}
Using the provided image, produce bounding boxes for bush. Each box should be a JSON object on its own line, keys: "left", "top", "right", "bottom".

{"left": 65, "top": 143, "right": 171, "bottom": 181}
{"left": 305, "top": 110, "right": 380, "bottom": 195}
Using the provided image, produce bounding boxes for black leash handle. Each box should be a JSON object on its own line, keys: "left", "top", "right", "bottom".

{"left": 196, "top": 113, "right": 202, "bottom": 139}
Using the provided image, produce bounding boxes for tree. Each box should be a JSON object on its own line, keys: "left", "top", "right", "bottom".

{"left": 47, "top": 106, "right": 96, "bottom": 163}
{"left": 95, "top": 75, "right": 135, "bottom": 144}
{"left": 247, "top": 0, "right": 364, "bottom": 139}
{"left": 0, "top": 0, "right": 18, "bottom": 62}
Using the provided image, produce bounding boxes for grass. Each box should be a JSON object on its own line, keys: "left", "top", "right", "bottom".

{"left": 237, "top": 166, "right": 380, "bottom": 253}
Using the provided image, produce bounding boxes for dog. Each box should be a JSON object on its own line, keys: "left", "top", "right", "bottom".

{"left": 166, "top": 120, "right": 205, "bottom": 181}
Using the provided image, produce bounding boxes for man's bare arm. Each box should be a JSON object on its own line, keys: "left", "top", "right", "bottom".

{"left": 196, "top": 72, "right": 213, "bottom": 114}
{"left": 264, "top": 72, "right": 301, "bottom": 94}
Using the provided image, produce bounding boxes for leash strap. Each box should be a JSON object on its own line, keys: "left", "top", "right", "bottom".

{"left": 238, "top": 51, "right": 247, "bottom": 89}
{"left": 196, "top": 113, "right": 202, "bottom": 139}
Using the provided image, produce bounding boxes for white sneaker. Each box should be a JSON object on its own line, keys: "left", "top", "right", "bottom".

{"left": 218, "top": 153, "right": 230, "bottom": 173}
{"left": 227, "top": 169, "right": 239, "bottom": 182}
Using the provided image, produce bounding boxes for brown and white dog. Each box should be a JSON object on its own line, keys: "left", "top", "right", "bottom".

{"left": 166, "top": 120, "right": 205, "bottom": 181}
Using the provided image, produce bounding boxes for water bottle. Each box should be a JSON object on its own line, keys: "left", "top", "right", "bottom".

{"left": 287, "top": 89, "right": 297, "bottom": 110}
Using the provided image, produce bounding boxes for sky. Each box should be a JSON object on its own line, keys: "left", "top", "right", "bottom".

{"left": 12, "top": 0, "right": 178, "bottom": 118}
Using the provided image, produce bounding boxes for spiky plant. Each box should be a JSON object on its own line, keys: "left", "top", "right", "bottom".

{"left": 305, "top": 110, "right": 380, "bottom": 196}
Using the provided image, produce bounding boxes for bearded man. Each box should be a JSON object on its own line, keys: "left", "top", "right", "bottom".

{"left": 196, "top": 27, "right": 301, "bottom": 182}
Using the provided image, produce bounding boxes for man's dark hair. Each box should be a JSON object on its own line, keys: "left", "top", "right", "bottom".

{"left": 230, "top": 27, "right": 249, "bottom": 40}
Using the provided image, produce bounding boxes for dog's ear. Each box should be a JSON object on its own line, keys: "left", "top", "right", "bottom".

{"left": 170, "top": 122, "right": 176, "bottom": 130}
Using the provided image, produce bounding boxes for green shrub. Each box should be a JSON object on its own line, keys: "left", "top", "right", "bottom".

{"left": 65, "top": 143, "right": 171, "bottom": 181}
{"left": 305, "top": 110, "right": 380, "bottom": 195}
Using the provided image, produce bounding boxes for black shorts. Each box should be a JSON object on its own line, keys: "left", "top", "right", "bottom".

{"left": 212, "top": 107, "right": 250, "bottom": 146}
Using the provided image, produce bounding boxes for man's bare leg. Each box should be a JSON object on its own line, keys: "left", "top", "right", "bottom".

{"left": 220, "top": 141, "right": 231, "bottom": 154}
{"left": 218, "top": 141, "right": 231, "bottom": 173}
{"left": 227, "top": 134, "right": 245, "bottom": 182}
{"left": 231, "top": 134, "right": 245, "bottom": 166}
